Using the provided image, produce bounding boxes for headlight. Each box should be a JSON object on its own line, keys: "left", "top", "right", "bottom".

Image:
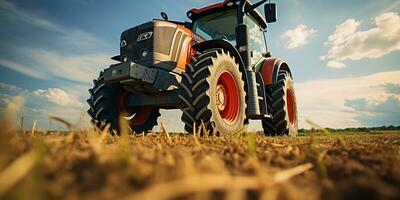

{"left": 141, "top": 50, "right": 148, "bottom": 57}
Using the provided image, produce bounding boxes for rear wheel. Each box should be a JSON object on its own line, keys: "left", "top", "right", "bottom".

{"left": 87, "top": 72, "right": 160, "bottom": 133}
{"left": 179, "top": 50, "right": 246, "bottom": 134}
{"left": 262, "top": 70, "right": 298, "bottom": 136}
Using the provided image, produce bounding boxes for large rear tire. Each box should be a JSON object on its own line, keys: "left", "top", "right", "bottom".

{"left": 262, "top": 70, "right": 298, "bottom": 136}
{"left": 179, "top": 50, "right": 247, "bottom": 135}
{"left": 87, "top": 72, "right": 160, "bottom": 133}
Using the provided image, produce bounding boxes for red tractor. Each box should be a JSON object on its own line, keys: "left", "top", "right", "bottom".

{"left": 87, "top": 0, "right": 298, "bottom": 136}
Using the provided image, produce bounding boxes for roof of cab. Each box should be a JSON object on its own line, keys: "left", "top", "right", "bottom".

{"left": 187, "top": 0, "right": 267, "bottom": 29}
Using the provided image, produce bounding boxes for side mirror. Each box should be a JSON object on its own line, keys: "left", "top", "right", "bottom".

{"left": 160, "top": 12, "right": 169, "bottom": 21}
{"left": 264, "top": 3, "right": 277, "bottom": 23}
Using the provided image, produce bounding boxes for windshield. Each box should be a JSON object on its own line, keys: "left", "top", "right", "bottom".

{"left": 193, "top": 9, "right": 237, "bottom": 44}
{"left": 247, "top": 15, "right": 266, "bottom": 64}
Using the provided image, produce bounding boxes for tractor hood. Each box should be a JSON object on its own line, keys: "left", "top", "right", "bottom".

{"left": 120, "top": 20, "right": 194, "bottom": 73}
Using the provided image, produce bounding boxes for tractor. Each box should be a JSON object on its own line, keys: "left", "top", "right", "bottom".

{"left": 87, "top": 0, "right": 298, "bottom": 136}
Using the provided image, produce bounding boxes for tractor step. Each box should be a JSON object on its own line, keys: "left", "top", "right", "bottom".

{"left": 255, "top": 72, "right": 269, "bottom": 116}
{"left": 248, "top": 113, "right": 273, "bottom": 119}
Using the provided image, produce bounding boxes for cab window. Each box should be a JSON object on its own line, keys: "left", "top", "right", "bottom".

{"left": 193, "top": 9, "right": 237, "bottom": 45}
{"left": 246, "top": 15, "right": 266, "bottom": 64}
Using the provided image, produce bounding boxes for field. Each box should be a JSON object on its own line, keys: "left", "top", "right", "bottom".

{"left": 0, "top": 102, "right": 400, "bottom": 200}
{"left": 1, "top": 130, "right": 399, "bottom": 200}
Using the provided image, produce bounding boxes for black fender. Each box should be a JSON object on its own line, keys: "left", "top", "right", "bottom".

{"left": 254, "top": 57, "right": 293, "bottom": 117}
{"left": 256, "top": 57, "right": 292, "bottom": 85}
{"left": 191, "top": 39, "right": 250, "bottom": 97}
{"left": 111, "top": 55, "right": 121, "bottom": 62}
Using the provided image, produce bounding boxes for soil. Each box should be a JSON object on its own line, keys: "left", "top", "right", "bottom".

{"left": 0, "top": 131, "right": 399, "bottom": 200}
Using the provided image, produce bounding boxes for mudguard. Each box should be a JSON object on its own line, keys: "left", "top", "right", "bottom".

{"left": 257, "top": 57, "right": 292, "bottom": 85}
{"left": 191, "top": 39, "right": 245, "bottom": 68}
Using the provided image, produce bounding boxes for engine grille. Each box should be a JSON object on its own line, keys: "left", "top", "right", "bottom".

{"left": 120, "top": 21, "right": 176, "bottom": 63}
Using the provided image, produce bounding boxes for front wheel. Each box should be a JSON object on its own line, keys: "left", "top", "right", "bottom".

{"left": 179, "top": 50, "right": 247, "bottom": 134}
{"left": 87, "top": 72, "right": 160, "bottom": 133}
{"left": 262, "top": 70, "right": 298, "bottom": 136}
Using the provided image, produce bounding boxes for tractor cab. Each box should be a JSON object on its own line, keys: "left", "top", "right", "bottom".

{"left": 188, "top": 0, "right": 272, "bottom": 65}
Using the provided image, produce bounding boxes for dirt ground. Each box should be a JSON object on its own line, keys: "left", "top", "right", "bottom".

{"left": 0, "top": 129, "right": 399, "bottom": 200}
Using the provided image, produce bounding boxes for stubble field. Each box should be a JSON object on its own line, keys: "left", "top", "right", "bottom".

{"left": 1, "top": 97, "right": 399, "bottom": 200}
{"left": 0, "top": 126, "right": 399, "bottom": 200}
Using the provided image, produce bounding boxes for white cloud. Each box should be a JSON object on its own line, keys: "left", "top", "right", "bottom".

{"left": 33, "top": 88, "right": 83, "bottom": 107}
{"left": 0, "top": 93, "right": 12, "bottom": 106}
{"left": 249, "top": 25, "right": 263, "bottom": 45}
{"left": 0, "top": 1, "right": 109, "bottom": 51}
{"left": 325, "top": 19, "right": 360, "bottom": 46}
{"left": 282, "top": 24, "right": 316, "bottom": 49}
{"left": 344, "top": 96, "right": 400, "bottom": 126}
{"left": 327, "top": 60, "right": 346, "bottom": 68}
{"left": 296, "top": 70, "right": 400, "bottom": 128}
{"left": 27, "top": 49, "right": 113, "bottom": 84}
{"left": 323, "top": 12, "right": 400, "bottom": 66}
{"left": 0, "top": 1, "right": 115, "bottom": 129}
{"left": 0, "top": 1, "right": 58, "bottom": 31}
{"left": 383, "top": 1, "right": 400, "bottom": 12}
{"left": 0, "top": 48, "right": 113, "bottom": 84}
{"left": 0, "top": 82, "right": 88, "bottom": 130}
{"left": 0, "top": 82, "right": 24, "bottom": 93}
{"left": 0, "top": 1, "right": 115, "bottom": 85}
{"left": 0, "top": 58, "right": 48, "bottom": 80}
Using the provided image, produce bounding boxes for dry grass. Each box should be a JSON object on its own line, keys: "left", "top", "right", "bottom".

{"left": 0, "top": 98, "right": 399, "bottom": 200}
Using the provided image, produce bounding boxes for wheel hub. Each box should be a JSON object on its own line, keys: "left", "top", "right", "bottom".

{"left": 286, "top": 88, "right": 296, "bottom": 124}
{"left": 118, "top": 92, "right": 152, "bottom": 126}
{"left": 216, "top": 84, "right": 227, "bottom": 111}
{"left": 216, "top": 71, "right": 240, "bottom": 125}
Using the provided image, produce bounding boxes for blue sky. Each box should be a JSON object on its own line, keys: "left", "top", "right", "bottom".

{"left": 0, "top": 0, "right": 399, "bottom": 131}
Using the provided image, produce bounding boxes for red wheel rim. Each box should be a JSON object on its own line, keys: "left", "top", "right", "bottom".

{"left": 216, "top": 71, "right": 240, "bottom": 125}
{"left": 286, "top": 89, "right": 296, "bottom": 124}
{"left": 118, "top": 92, "right": 152, "bottom": 126}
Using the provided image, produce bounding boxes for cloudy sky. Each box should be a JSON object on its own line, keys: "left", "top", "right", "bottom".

{"left": 0, "top": 0, "right": 399, "bottom": 131}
